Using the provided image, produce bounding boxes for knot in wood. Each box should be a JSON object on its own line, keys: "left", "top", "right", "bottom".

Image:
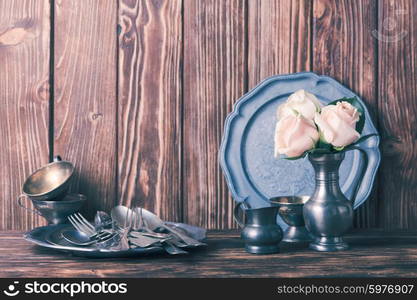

{"left": 90, "top": 112, "right": 103, "bottom": 121}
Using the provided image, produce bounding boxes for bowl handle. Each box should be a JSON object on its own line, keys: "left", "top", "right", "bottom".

{"left": 233, "top": 202, "right": 245, "bottom": 228}
{"left": 53, "top": 155, "right": 62, "bottom": 162}
{"left": 349, "top": 146, "right": 369, "bottom": 204}
{"left": 17, "top": 195, "right": 41, "bottom": 216}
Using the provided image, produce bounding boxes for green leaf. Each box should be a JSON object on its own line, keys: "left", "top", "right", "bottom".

{"left": 284, "top": 156, "right": 302, "bottom": 160}
{"left": 352, "top": 133, "right": 378, "bottom": 145}
{"left": 317, "top": 138, "right": 332, "bottom": 150}
{"left": 308, "top": 148, "right": 333, "bottom": 154}
{"left": 315, "top": 131, "right": 331, "bottom": 149}
{"left": 341, "top": 134, "right": 378, "bottom": 152}
{"left": 333, "top": 146, "right": 345, "bottom": 151}
{"left": 326, "top": 97, "right": 365, "bottom": 134}
{"left": 283, "top": 152, "right": 307, "bottom": 160}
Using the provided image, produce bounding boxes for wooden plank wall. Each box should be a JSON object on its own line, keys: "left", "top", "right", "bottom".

{"left": 378, "top": 0, "right": 417, "bottom": 229}
{"left": 118, "top": 0, "right": 183, "bottom": 222}
{"left": 1, "top": 0, "right": 416, "bottom": 230}
{"left": 0, "top": 0, "right": 50, "bottom": 230}
{"left": 313, "top": 0, "right": 379, "bottom": 227}
{"left": 54, "top": 0, "right": 118, "bottom": 218}
{"left": 183, "top": 0, "right": 246, "bottom": 228}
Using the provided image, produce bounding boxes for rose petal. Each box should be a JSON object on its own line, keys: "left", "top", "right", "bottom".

{"left": 281, "top": 89, "right": 323, "bottom": 120}
{"left": 335, "top": 101, "right": 360, "bottom": 126}
{"left": 314, "top": 110, "right": 335, "bottom": 143}
{"left": 328, "top": 117, "right": 360, "bottom": 147}
{"left": 276, "top": 115, "right": 319, "bottom": 158}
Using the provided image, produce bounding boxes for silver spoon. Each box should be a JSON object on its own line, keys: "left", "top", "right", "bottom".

{"left": 109, "top": 205, "right": 135, "bottom": 250}
{"left": 111, "top": 205, "right": 135, "bottom": 229}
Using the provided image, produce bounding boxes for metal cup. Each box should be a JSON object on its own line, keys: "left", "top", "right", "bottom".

{"left": 234, "top": 202, "right": 283, "bottom": 254}
{"left": 17, "top": 193, "right": 86, "bottom": 224}
{"left": 21, "top": 156, "right": 74, "bottom": 201}
{"left": 270, "top": 196, "right": 312, "bottom": 243}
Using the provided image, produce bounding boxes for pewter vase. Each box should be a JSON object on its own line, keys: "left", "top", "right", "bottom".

{"left": 303, "top": 152, "right": 353, "bottom": 251}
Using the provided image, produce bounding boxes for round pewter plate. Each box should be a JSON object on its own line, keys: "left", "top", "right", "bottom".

{"left": 24, "top": 224, "right": 205, "bottom": 258}
{"left": 219, "top": 72, "right": 381, "bottom": 228}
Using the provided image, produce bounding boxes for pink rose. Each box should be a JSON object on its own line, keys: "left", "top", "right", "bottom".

{"left": 277, "top": 89, "right": 323, "bottom": 120}
{"left": 314, "top": 101, "right": 361, "bottom": 147}
{"left": 274, "top": 112, "right": 320, "bottom": 158}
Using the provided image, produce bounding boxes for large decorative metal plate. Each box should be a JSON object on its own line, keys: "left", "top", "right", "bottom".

{"left": 220, "top": 72, "right": 380, "bottom": 228}
{"left": 24, "top": 223, "right": 206, "bottom": 258}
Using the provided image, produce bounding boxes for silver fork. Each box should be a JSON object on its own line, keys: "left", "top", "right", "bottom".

{"left": 68, "top": 213, "right": 95, "bottom": 235}
{"left": 68, "top": 213, "right": 114, "bottom": 242}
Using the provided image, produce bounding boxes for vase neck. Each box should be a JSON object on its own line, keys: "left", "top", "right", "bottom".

{"left": 246, "top": 207, "right": 278, "bottom": 225}
{"left": 309, "top": 153, "right": 345, "bottom": 184}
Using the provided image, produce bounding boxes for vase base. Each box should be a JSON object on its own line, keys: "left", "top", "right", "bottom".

{"left": 309, "top": 237, "right": 349, "bottom": 252}
{"left": 282, "top": 226, "right": 312, "bottom": 243}
{"left": 245, "top": 245, "right": 279, "bottom": 254}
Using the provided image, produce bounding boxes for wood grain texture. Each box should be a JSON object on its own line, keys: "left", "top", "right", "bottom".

{"left": 0, "top": 0, "right": 49, "bottom": 230}
{"left": 248, "top": 0, "right": 312, "bottom": 88}
{"left": 54, "top": 0, "right": 117, "bottom": 217}
{"left": 118, "top": 0, "right": 182, "bottom": 222}
{"left": 378, "top": 0, "right": 417, "bottom": 229}
{"left": 313, "top": 0, "right": 378, "bottom": 228}
{"left": 2, "top": 230, "right": 417, "bottom": 277}
{"left": 183, "top": 0, "right": 246, "bottom": 229}
{"left": 1, "top": 0, "right": 417, "bottom": 231}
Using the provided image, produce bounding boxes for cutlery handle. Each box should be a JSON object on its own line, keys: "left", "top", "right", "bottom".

{"left": 17, "top": 195, "right": 41, "bottom": 216}
{"left": 162, "top": 225, "right": 204, "bottom": 246}
{"left": 162, "top": 241, "right": 188, "bottom": 255}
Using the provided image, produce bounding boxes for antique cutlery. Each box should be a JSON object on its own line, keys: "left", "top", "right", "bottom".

{"left": 62, "top": 229, "right": 115, "bottom": 246}
{"left": 66, "top": 207, "right": 203, "bottom": 254}
{"left": 137, "top": 208, "right": 206, "bottom": 247}
{"left": 68, "top": 213, "right": 97, "bottom": 236}
{"left": 67, "top": 213, "right": 116, "bottom": 245}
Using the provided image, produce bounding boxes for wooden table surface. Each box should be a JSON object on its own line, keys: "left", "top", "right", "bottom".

{"left": 1, "top": 230, "right": 417, "bottom": 278}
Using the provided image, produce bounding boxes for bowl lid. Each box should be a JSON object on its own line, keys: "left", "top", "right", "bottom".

{"left": 22, "top": 160, "right": 74, "bottom": 196}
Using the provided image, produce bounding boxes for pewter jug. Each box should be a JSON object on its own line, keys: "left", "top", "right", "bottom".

{"left": 234, "top": 203, "right": 282, "bottom": 254}
{"left": 304, "top": 151, "right": 368, "bottom": 251}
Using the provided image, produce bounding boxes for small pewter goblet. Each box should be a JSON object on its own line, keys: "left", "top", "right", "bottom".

{"left": 270, "top": 196, "right": 311, "bottom": 243}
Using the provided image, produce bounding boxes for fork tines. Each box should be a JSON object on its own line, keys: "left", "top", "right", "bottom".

{"left": 68, "top": 213, "right": 96, "bottom": 236}
{"left": 93, "top": 231, "right": 114, "bottom": 241}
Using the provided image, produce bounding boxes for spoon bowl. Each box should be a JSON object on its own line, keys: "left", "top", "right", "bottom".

{"left": 110, "top": 205, "right": 136, "bottom": 229}
{"left": 62, "top": 229, "right": 95, "bottom": 246}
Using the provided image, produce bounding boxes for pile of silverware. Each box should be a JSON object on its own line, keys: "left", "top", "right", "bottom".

{"left": 65, "top": 205, "right": 206, "bottom": 255}
{"left": 19, "top": 156, "right": 206, "bottom": 257}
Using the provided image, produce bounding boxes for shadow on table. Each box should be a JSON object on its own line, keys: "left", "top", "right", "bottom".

{"left": 30, "top": 242, "right": 210, "bottom": 261}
